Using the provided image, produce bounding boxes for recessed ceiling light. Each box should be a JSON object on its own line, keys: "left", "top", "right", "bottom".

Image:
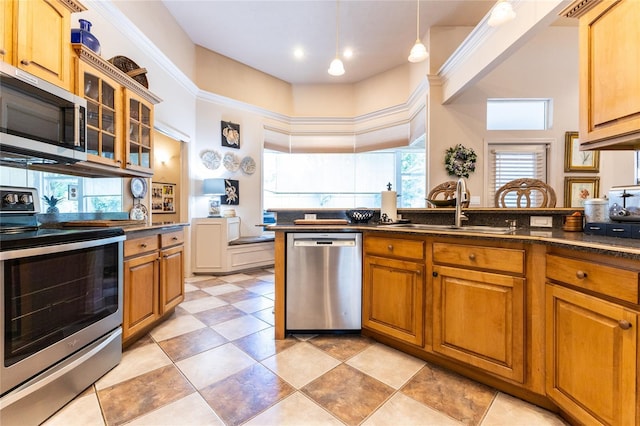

{"left": 293, "top": 47, "right": 305, "bottom": 59}
{"left": 343, "top": 48, "right": 353, "bottom": 59}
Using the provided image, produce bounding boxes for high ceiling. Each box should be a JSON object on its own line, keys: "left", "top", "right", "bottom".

{"left": 161, "top": 0, "right": 499, "bottom": 85}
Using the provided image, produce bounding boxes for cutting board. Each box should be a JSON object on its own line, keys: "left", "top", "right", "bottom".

{"left": 293, "top": 219, "right": 349, "bottom": 225}
{"left": 61, "top": 220, "right": 145, "bottom": 227}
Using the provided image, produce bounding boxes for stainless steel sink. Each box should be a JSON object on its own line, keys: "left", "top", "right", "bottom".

{"left": 382, "top": 223, "right": 514, "bottom": 234}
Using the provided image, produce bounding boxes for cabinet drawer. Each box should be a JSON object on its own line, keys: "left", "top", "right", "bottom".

{"left": 125, "top": 235, "right": 159, "bottom": 257}
{"left": 365, "top": 236, "right": 424, "bottom": 260}
{"left": 546, "top": 254, "right": 639, "bottom": 304}
{"left": 161, "top": 229, "right": 184, "bottom": 248}
{"left": 433, "top": 243, "right": 524, "bottom": 275}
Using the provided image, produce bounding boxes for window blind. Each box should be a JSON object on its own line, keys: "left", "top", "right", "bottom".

{"left": 488, "top": 143, "right": 548, "bottom": 207}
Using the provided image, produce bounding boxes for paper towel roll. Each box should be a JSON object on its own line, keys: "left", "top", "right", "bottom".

{"left": 381, "top": 191, "right": 397, "bottom": 222}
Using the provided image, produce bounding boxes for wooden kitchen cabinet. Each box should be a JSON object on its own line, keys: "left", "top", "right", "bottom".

{"left": 563, "top": 0, "right": 640, "bottom": 149}
{"left": 545, "top": 250, "right": 639, "bottom": 425}
{"left": 72, "top": 44, "right": 161, "bottom": 177}
{"left": 362, "top": 235, "right": 425, "bottom": 346}
{"left": 123, "top": 227, "right": 185, "bottom": 346}
{"left": 432, "top": 241, "right": 526, "bottom": 383}
{"left": 1, "top": 0, "right": 85, "bottom": 90}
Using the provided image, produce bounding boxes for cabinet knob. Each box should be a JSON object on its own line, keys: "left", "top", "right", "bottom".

{"left": 416, "top": 269, "right": 422, "bottom": 275}
{"left": 0, "top": 49, "right": 6, "bottom": 56}
{"left": 387, "top": 245, "right": 393, "bottom": 251}
{"left": 172, "top": 236, "right": 178, "bottom": 240}
{"left": 469, "top": 253, "right": 476, "bottom": 261}
{"left": 619, "top": 320, "right": 632, "bottom": 330}
{"left": 20, "top": 59, "right": 30, "bottom": 66}
{"left": 432, "top": 271, "right": 438, "bottom": 277}
{"left": 575, "top": 270, "right": 587, "bottom": 279}
{"left": 141, "top": 243, "right": 147, "bottom": 248}
{"left": 116, "top": 160, "right": 122, "bottom": 164}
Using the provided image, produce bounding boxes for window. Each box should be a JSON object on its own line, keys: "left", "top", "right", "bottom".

{"left": 487, "top": 99, "right": 552, "bottom": 130}
{"left": 0, "top": 167, "right": 123, "bottom": 213}
{"left": 487, "top": 142, "right": 549, "bottom": 207}
{"left": 263, "top": 140, "right": 425, "bottom": 209}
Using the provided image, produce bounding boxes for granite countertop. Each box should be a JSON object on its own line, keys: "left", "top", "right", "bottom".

{"left": 269, "top": 223, "right": 640, "bottom": 259}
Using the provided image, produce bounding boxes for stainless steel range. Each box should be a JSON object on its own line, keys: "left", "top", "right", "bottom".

{"left": 0, "top": 186, "right": 125, "bottom": 425}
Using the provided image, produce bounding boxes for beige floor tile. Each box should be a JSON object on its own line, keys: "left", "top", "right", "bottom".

{"left": 201, "top": 283, "right": 243, "bottom": 296}
{"left": 148, "top": 313, "right": 206, "bottom": 342}
{"left": 481, "top": 393, "right": 568, "bottom": 426}
{"left": 126, "top": 393, "right": 224, "bottom": 426}
{"left": 95, "top": 341, "right": 172, "bottom": 390}
{"left": 252, "top": 307, "right": 275, "bottom": 325}
{"left": 244, "top": 392, "right": 343, "bottom": 426}
{"left": 184, "top": 275, "right": 216, "bottom": 283}
{"left": 233, "top": 295, "right": 274, "bottom": 313}
{"left": 262, "top": 342, "right": 341, "bottom": 388}
{"left": 179, "top": 295, "right": 228, "bottom": 313}
{"left": 176, "top": 342, "right": 256, "bottom": 389}
{"left": 263, "top": 291, "right": 275, "bottom": 300}
{"left": 43, "top": 391, "right": 104, "bottom": 426}
{"left": 211, "top": 315, "right": 271, "bottom": 340}
{"left": 218, "top": 273, "right": 253, "bottom": 283}
{"left": 255, "top": 273, "right": 275, "bottom": 282}
{"left": 184, "top": 282, "right": 199, "bottom": 292}
{"left": 347, "top": 342, "right": 426, "bottom": 388}
{"left": 363, "top": 393, "right": 462, "bottom": 426}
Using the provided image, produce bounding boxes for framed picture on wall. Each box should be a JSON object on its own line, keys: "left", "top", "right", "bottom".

{"left": 222, "top": 179, "right": 239, "bottom": 205}
{"left": 564, "top": 177, "right": 600, "bottom": 207}
{"left": 151, "top": 182, "right": 176, "bottom": 213}
{"left": 564, "top": 131, "right": 599, "bottom": 172}
{"left": 221, "top": 121, "right": 240, "bottom": 149}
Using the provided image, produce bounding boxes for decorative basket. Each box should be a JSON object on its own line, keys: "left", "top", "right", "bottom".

{"left": 346, "top": 209, "right": 374, "bottom": 224}
{"left": 108, "top": 56, "right": 148, "bottom": 88}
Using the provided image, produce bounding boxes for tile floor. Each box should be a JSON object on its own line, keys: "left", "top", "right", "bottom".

{"left": 44, "top": 268, "right": 568, "bottom": 426}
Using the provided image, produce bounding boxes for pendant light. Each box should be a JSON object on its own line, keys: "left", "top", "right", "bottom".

{"left": 488, "top": 0, "right": 516, "bottom": 27}
{"left": 328, "top": 0, "right": 345, "bottom": 76}
{"left": 408, "top": 0, "right": 428, "bottom": 63}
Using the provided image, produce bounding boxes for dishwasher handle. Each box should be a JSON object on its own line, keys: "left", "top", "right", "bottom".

{"left": 293, "top": 239, "right": 356, "bottom": 247}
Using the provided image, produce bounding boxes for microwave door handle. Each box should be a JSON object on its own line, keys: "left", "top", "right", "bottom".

{"left": 75, "top": 104, "right": 86, "bottom": 149}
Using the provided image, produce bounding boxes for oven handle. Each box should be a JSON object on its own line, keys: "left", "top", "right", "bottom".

{"left": 0, "top": 235, "right": 126, "bottom": 261}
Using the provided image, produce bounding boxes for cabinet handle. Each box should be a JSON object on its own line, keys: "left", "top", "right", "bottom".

{"left": 140, "top": 243, "right": 147, "bottom": 248}
{"left": 0, "top": 49, "right": 6, "bottom": 55}
{"left": 20, "top": 59, "right": 30, "bottom": 66}
{"left": 468, "top": 253, "right": 476, "bottom": 261}
{"left": 619, "top": 320, "right": 632, "bottom": 330}
{"left": 416, "top": 270, "right": 422, "bottom": 275}
{"left": 387, "top": 245, "right": 393, "bottom": 251}
{"left": 575, "top": 270, "right": 587, "bottom": 279}
{"left": 172, "top": 236, "right": 178, "bottom": 240}
{"left": 116, "top": 160, "right": 122, "bottom": 164}
{"left": 432, "top": 272, "right": 438, "bottom": 277}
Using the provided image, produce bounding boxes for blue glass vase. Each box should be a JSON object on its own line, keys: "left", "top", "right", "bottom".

{"left": 71, "top": 19, "right": 101, "bottom": 55}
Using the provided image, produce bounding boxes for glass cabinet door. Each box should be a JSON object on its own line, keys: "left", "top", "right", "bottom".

{"left": 82, "top": 69, "right": 121, "bottom": 167}
{"left": 126, "top": 96, "right": 153, "bottom": 171}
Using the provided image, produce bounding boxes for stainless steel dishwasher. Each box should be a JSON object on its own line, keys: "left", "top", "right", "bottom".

{"left": 286, "top": 232, "right": 362, "bottom": 332}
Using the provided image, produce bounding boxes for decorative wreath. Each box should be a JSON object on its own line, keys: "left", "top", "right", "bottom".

{"left": 445, "top": 144, "right": 477, "bottom": 178}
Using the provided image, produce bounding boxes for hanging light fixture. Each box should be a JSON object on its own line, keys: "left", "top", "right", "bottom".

{"left": 488, "top": 0, "right": 516, "bottom": 27}
{"left": 408, "top": 0, "right": 428, "bottom": 63}
{"left": 328, "top": 0, "right": 345, "bottom": 76}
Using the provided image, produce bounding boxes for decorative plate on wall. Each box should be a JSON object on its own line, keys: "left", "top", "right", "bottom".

{"left": 130, "top": 177, "right": 147, "bottom": 198}
{"left": 223, "top": 152, "right": 240, "bottom": 172}
{"left": 240, "top": 156, "right": 256, "bottom": 175}
{"left": 200, "top": 150, "right": 221, "bottom": 170}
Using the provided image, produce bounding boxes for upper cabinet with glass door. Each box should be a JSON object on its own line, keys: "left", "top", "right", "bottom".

{"left": 563, "top": 0, "right": 640, "bottom": 150}
{"left": 1, "top": 0, "right": 86, "bottom": 91}
{"left": 72, "top": 44, "right": 161, "bottom": 177}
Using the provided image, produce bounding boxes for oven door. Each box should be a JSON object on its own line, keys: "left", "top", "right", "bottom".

{"left": 0, "top": 235, "right": 124, "bottom": 395}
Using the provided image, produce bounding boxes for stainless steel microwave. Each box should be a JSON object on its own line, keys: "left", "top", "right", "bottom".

{"left": 0, "top": 61, "right": 87, "bottom": 165}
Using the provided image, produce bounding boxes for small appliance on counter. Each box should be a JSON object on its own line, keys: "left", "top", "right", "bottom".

{"left": 584, "top": 185, "right": 640, "bottom": 239}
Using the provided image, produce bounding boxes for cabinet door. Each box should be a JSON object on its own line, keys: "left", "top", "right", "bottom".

{"left": 546, "top": 284, "right": 637, "bottom": 425}
{"left": 16, "top": 0, "right": 70, "bottom": 89}
{"left": 125, "top": 93, "right": 154, "bottom": 174}
{"left": 123, "top": 252, "right": 159, "bottom": 340}
{"left": 192, "top": 221, "right": 224, "bottom": 271}
{"left": 432, "top": 265, "right": 525, "bottom": 383}
{"left": 1, "top": 0, "right": 12, "bottom": 62}
{"left": 160, "top": 244, "right": 184, "bottom": 313}
{"left": 578, "top": 0, "right": 640, "bottom": 148}
{"left": 363, "top": 255, "right": 424, "bottom": 346}
{"left": 79, "top": 64, "right": 123, "bottom": 168}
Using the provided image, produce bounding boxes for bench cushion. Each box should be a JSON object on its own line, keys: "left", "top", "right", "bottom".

{"left": 229, "top": 235, "right": 275, "bottom": 246}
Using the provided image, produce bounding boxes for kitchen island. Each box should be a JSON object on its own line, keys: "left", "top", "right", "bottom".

{"left": 270, "top": 213, "right": 640, "bottom": 426}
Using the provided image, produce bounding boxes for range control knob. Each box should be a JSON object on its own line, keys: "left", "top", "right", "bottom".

{"left": 3, "top": 193, "right": 17, "bottom": 204}
{"left": 19, "top": 194, "right": 33, "bottom": 204}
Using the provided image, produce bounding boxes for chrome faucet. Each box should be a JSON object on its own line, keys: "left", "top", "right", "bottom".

{"left": 455, "top": 177, "right": 469, "bottom": 228}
